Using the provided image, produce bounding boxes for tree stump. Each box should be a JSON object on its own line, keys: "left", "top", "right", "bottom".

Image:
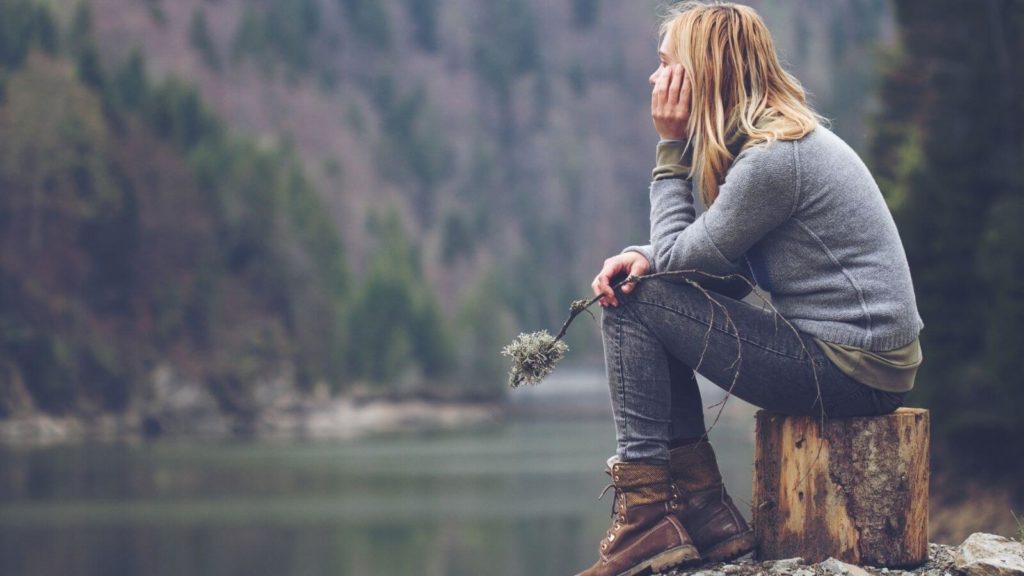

{"left": 752, "top": 408, "right": 929, "bottom": 567}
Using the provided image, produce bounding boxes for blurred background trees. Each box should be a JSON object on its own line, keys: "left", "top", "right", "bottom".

{"left": 0, "top": 0, "right": 1020, "bottom": 489}
{"left": 870, "top": 0, "right": 1024, "bottom": 470}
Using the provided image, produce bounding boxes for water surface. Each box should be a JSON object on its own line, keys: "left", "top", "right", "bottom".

{"left": 0, "top": 384, "right": 756, "bottom": 576}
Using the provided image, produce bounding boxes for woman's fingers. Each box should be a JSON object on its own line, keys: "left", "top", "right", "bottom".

{"left": 652, "top": 66, "right": 669, "bottom": 110}
{"left": 593, "top": 254, "right": 651, "bottom": 306}
{"left": 668, "top": 65, "right": 682, "bottom": 106}
{"left": 592, "top": 258, "right": 626, "bottom": 307}
{"left": 653, "top": 65, "right": 684, "bottom": 109}
{"left": 620, "top": 257, "right": 650, "bottom": 294}
{"left": 651, "top": 65, "right": 689, "bottom": 140}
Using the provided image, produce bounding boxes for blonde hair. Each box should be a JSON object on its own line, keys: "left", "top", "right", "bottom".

{"left": 659, "top": 1, "right": 823, "bottom": 206}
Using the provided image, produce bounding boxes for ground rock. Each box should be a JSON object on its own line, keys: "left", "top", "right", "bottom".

{"left": 721, "top": 562, "right": 757, "bottom": 575}
{"left": 690, "top": 570, "right": 727, "bottom": 576}
{"left": 0, "top": 413, "right": 83, "bottom": 445}
{"left": 954, "top": 533, "right": 1024, "bottom": 576}
{"left": 767, "top": 559, "right": 807, "bottom": 574}
{"left": 137, "top": 364, "right": 229, "bottom": 436}
{"left": 660, "top": 543, "right": 960, "bottom": 576}
{"left": 819, "top": 558, "right": 873, "bottom": 576}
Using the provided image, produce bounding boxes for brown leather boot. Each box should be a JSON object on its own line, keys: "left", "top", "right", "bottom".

{"left": 668, "top": 441, "right": 756, "bottom": 562}
{"left": 576, "top": 460, "right": 700, "bottom": 576}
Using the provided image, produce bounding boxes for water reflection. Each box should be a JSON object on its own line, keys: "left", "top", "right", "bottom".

{"left": 0, "top": 373, "right": 756, "bottom": 576}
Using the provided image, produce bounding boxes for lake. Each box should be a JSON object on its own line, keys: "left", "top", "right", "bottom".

{"left": 0, "top": 372, "right": 757, "bottom": 576}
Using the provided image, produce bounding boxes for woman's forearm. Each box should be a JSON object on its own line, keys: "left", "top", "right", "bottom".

{"left": 648, "top": 141, "right": 797, "bottom": 276}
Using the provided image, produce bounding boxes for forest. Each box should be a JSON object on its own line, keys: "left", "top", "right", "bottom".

{"left": 0, "top": 0, "right": 1021, "bottom": 486}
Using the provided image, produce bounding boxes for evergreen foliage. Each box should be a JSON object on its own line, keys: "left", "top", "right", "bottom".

{"left": 144, "top": 0, "right": 167, "bottom": 27}
{"left": 0, "top": 47, "right": 131, "bottom": 412}
{"left": 0, "top": 0, "right": 55, "bottom": 69}
{"left": 453, "top": 271, "right": 514, "bottom": 399}
{"left": 232, "top": 0, "right": 321, "bottom": 76}
{"left": 346, "top": 209, "right": 454, "bottom": 386}
{"left": 473, "top": 0, "right": 540, "bottom": 101}
{"left": 0, "top": 0, "right": 498, "bottom": 414}
{"left": 870, "top": 0, "right": 1024, "bottom": 469}
{"left": 371, "top": 76, "right": 454, "bottom": 223}
{"left": 338, "top": 0, "right": 392, "bottom": 48}
{"left": 0, "top": 0, "right": 361, "bottom": 415}
{"left": 440, "top": 211, "right": 477, "bottom": 265}
{"left": 572, "top": 0, "right": 601, "bottom": 30}
{"left": 190, "top": 8, "right": 221, "bottom": 71}
{"left": 402, "top": 0, "right": 440, "bottom": 52}
{"left": 112, "top": 50, "right": 148, "bottom": 110}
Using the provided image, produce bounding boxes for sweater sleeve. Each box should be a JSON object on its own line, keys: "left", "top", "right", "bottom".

{"left": 621, "top": 244, "right": 657, "bottom": 273}
{"left": 649, "top": 140, "right": 799, "bottom": 275}
{"left": 618, "top": 140, "right": 695, "bottom": 274}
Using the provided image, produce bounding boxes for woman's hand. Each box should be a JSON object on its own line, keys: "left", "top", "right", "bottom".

{"left": 651, "top": 64, "right": 691, "bottom": 140}
{"left": 592, "top": 252, "right": 651, "bottom": 308}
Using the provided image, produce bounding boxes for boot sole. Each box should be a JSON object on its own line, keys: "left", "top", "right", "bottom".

{"left": 618, "top": 544, "right": 700, "bottom": 576}
{"left": 701, "top": 530, "right": 756, "bottom": 563}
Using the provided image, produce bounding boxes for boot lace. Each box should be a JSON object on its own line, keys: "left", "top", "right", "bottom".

{"left": 597, "top": 483, "right": 619, "bottom": 518}
{"left": 597, "top": 484, "right": 625, "bottom": 546}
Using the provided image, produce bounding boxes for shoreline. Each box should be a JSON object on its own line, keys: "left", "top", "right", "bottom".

{"left": 0, "top": 396, "right": 505, "bottom": 447}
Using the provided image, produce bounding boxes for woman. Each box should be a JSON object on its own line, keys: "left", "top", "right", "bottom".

{"left": 579, "top": 3, "right": 924, "bottom": 575}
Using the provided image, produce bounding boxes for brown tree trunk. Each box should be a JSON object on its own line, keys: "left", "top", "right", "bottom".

{"left": 752, "top": 408, "right": 929, "bottom": 567}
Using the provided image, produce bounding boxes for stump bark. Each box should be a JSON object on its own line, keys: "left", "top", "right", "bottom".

{"left": 752, "top": 408, "right": 930, "bottom": 567}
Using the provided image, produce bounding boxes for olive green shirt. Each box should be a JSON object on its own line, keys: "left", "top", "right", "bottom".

{"left": 814, "top": 336, "right": 921, "bottom": 393}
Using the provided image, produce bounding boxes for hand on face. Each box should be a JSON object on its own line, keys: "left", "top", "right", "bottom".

{"left": 650, "top": 62, "right": 691, "bottom": 141}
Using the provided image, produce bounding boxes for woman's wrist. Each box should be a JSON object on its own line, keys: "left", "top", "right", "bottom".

{"left": 653, "top": 139, "right": 693, "bottom": 180}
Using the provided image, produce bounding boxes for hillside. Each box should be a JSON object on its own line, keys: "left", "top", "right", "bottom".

{"left": 77, "top": 0, "right": 894, "bottom": 348}
{"left": 0, "top": 0, "right": 895, "bottom": 430}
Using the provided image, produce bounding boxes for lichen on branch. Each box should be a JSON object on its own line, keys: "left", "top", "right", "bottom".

{"left": 501, "top": 330, "right": 570, "bottom": 388}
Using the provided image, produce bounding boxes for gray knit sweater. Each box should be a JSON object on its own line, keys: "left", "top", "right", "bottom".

{"left": 624, "top": 125, "right": 924, "bottom": 351}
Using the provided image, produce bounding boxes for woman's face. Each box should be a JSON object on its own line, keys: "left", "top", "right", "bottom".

{"left": 649, "top": 35, "right": 677, "bottom": 86}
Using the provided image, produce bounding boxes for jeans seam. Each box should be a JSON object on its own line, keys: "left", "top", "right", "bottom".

{"left": 614, "top": 309, "right": 629, "bottom": 461}
{"left": 629, "top": 297, "right": 807, "bottom": 361}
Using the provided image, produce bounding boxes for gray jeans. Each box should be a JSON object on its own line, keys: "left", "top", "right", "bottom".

{"left": 601, "top": 278, "right": 905, "bottom": 464}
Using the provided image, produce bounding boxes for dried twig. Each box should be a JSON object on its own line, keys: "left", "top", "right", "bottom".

{"left": 502, "top": 269, "right": 826, "bottom": 467}
{"left": 668, "top": 271, "right": 827, "bottom": 481}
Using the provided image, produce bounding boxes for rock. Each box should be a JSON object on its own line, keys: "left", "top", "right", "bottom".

{"left": 954, "top": 533, "right": 1024, "bottom": 576}
{"left": 0, "top": 414, "right": 81, "bottom": 445}
{"left": 660, "top": 543, "right": 964, "bottom": 576}
{"left": 819, "top": 557, "right": 874, "bottom": 576}
{"left": 765, "top": 558, "right": 806, "bottom": 574}
{"left": 137, "top": 364, "right": 229, "bottom": 436}
{"left": 927, "top": 543, "right": 958, "bottom": 572}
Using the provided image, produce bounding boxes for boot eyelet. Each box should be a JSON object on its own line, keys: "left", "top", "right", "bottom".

{"left": 601, "top": 542, "right": 608, "bottom": 551}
